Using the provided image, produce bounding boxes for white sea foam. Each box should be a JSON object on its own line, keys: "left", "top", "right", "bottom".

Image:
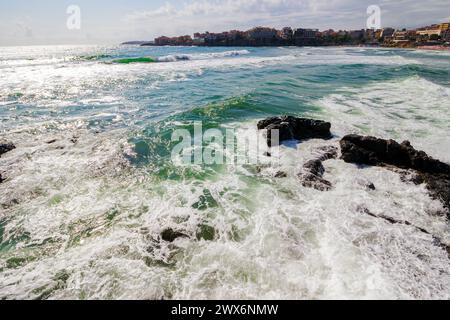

{"left": 0, "top": 47, "right": 416, "bottom": 122}
{"left": 1, "top": 120, "right": 449, "bottom": 299}
{"left": 157, "top": 50, "right": 251, "bottom": 62}
{"left": 318, "top": 76, "right": 450, "bottom": 162}
{"left": 0, "top": 46, "right": 449, "bottom": 300}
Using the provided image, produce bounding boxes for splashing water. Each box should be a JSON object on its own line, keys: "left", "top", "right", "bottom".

{"left": 0, "top": 45, "right": 449, "bottom": 300}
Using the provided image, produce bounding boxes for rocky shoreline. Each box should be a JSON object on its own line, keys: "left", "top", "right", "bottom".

{"left": 0, "top": 142, "right": 15, "bottom": 158}
{"left": 340, "top": 134, "right": 450, "bottom": 212}
{"left": 0, "top": 142, "right": 16, "bottom": 183}
{"left": 2, "top": 117, "right": 449, "bottom": 247}
{"left": 157, "top": 116, "right": 450, "bottom": 247}
{"left": 258, "top": 116, "right": 450, "bottom": 215}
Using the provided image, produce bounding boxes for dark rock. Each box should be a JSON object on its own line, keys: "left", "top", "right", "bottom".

{"left": 70, "top": 135, "right": 79, "bottom": 144}
{"left": 360, "top": 207, "right": 428, "bottom": 232}
{"left": 298, "top": 160, "right": 331, "bottom": 191}
{"left": 274, "top": 171, "right": 287, "bottom": 178}
{"left": 0, "top": 173, "right": 3, "bottom": 183}
{"left": 341, "top": 135, "right": 450, "bottom": 211}
{"left": 297, "top": 146, "right": 337, "bottom": 191}
{"left": 0, "top": 143, "right": 15, "bottom": 157}
{"left": 46, "top": 139, "right": 57, "bottom": 144}
{"left": 340, "top": 135, "right": 450, "bottom": 175}
{"left": 1, "top": 198, "right": 20, "bottom": 209}
{"left": 400, "top": 171, "right": 425, "bottom": 185}
{"left": 367, "top": 183, "right": 376, "bottom": 190}
{"left": 316, "top": 146, "right": 338, "bottom": 161}
{"left": 258, "top": 116, "right": 332, "bottom": 146}
{"left": 263, "top": 152, "right": 272, "bottom": 157}
{"left": 360, "top": 207, "right": 449, "bottom": 258}
{"left": 433, "top": 237, "right": 450, "bottom": 259}
{"left": 161, "top": 228, "right": 187, "bottom": 242}
{"left": 299, "top": 173, "right": 332, "bottom": 191}
{"left": 422, "top": 173, "right": 450, "bottom": 212}
{"left": 297, "top": 147, "right": 338, "bottom": 191}
{"left": 303, "top": 160, "right": 325, "bottom": 177}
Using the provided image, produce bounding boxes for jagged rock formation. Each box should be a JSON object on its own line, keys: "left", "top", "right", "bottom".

{"left": 160, "top": 228, "right": 188, "bottom": 242}
{"left": 340, "top": 134, "right": 450, "bottom": 211}
{"left": 0, "top": 142, "right": 15, "bottom": 157}
{"left": 257, "top": 116, "right": 332, "bottom": 146}
{"left": 298, "top": 146, "right": 338, "bottom": 191}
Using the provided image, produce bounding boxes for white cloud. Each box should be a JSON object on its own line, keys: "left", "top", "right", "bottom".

{"left": 124, "top": 0, "right": 339, "bottom": 37}
{"left": 2, "top": 0, "right": 449, "bottom": 45}
{"left": 131, "top": 2, "right": 177, "bottom": 19}
{"left": 124, "top": 0, "right": 450, "bottom": 37}
{"left": 126, "top": 0, "right": 314, "bottom": 20}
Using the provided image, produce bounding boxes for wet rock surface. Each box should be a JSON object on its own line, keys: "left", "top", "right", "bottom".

{"left": 420, "top": 174, "right": 450, "bottom": 215}
{"left": 367, "top": 183, "right": 376, "bottom": 190}
{"left": 274, "top": 171, "right": 287, "bottom": 178}
{"left": 299, "top": 162, "right": 332, "bottom": 191}
{"left": 297, "top": 146, "right": 338, "bottom": 191}
{"left": 161, "top": 228, "right": 188, "bottom": 242}
{"left": 340, "top": 134, "right": 450, "bottom": 174}
{"left": 341, "top": 134, "right": 450, "bottom": 211}
{"left": 0, "top": 142, "right": 16, "bottom": 184}
{"left": 258, "top": 116, "right": 332, "bottom": 146}
{"left": 360, "top": 207, "right": 450, "bottom": 258}
{"left": 0, "top": 142, "right": 15, "bottom": 157}
{"left": 315, "top": 145, "right": 338, "bottom": 162}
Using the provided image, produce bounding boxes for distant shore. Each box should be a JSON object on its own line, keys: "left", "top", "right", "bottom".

{"left": 121, "top": 42, "right": 450, "bottom": 52}
{"left": 416, "top": 45, "right": 450, "bottom": 51}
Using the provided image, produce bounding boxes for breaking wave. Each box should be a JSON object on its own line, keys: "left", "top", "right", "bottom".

{"left": 157, "top": 50, "right": 251, "bottom": 62}
{"left": 109, "top": 50, "right": 251, "bottom": 64}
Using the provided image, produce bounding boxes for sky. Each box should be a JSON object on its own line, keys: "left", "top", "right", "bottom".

{"left": 0, "top": 0, "right": 449, "bottom": 46}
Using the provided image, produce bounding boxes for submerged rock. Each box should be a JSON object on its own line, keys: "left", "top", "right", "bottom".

{"left": 367, "top": 183, "right": 376, "bottom": 191}
{"left": 0, "top": 142, "right": 15, "bottom": 157}
{"left": 303, "top": 159, "right": 325, "bottom": 177}
{"left": 341, "top": 135, "right": 450, "bottom": 211}
{"left": 274, "top": 171, "right": 287, "bottom": 178}
{"left": 359, "top": 206, "right": 449, "bottom": 258}
{"left": 297, "top": 146, "right": 337, "bottom": 191}
{"left": 315, "top": 145, "right": 338, "bottom": 161}
{"left": 299, "top": 172, "right": 332, "bottom": 191}
{"left": 257, "top": 116, "right": 332, "bottom": 146}
{"left": 160, "top": 228, "right": 188, "bottom": 242}
{"left": 196, "top": 224, "right": 216, "bottom": 241}
{"left": 422, "top": 173, "right": 450, "bottom": 215}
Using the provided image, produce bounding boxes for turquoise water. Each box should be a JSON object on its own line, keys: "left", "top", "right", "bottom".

{"left": 0, "top": 45, "right": 450, "bottom": 299}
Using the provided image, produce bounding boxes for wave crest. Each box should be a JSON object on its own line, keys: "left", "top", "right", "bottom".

{"left": 157, "top": 50, "right": 251, "bottom": 62}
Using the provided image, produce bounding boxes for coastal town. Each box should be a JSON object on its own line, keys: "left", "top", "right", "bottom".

{"left": 126, "top": 23, "right": 450, "bottom": 49}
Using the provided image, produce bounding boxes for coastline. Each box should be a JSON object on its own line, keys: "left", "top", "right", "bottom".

{"left": 416, "top": 45, "right": 450, "bottom": 51}
{"left": 125, "top": 41, "right": 450, "bottom": 51}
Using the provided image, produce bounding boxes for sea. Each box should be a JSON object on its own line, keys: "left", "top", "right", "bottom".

{"left": 0, "top": 45, "right": 449, "bottom": 299}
